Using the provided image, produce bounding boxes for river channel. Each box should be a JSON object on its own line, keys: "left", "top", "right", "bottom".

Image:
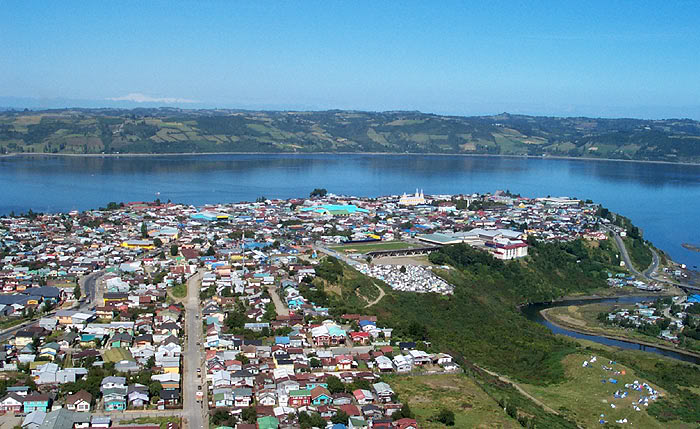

{"left": 522, "top": 295, "right": 700, "bottom": 365}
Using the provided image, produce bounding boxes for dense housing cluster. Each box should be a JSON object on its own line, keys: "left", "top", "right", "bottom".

{"left": 0, "top": 190, "right": 628, "bottom": 428}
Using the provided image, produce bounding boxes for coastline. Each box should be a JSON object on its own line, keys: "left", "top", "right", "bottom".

{"left": 2, "top": 151, "right": 700, "bottom": 166}
{"left": 539, "top": 307, "right": 700, "bottom": 362}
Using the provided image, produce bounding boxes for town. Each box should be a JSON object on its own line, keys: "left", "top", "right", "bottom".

{"left": 0, "top": 190, "right": 679, "bottom": 429}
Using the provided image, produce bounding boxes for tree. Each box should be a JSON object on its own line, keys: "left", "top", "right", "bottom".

{"left": 141, "top": 222, "right": 148, "bottom": 238}
{"left": 170, "top": 244, "right": 179, "bottom": 257}
{"left": 310, "top": 358, "right": 322, "bottom": 369}
{"left": 310, "top": 188, "right": 328, "bottom": 198}
{"left": 153, "top": 238, "right": 163, "bottom": 247}
{"left": 431, "top": 409, "right": 455, "bottom": 426}
{"left": 73, "top": 284, "right": 82, "bottom": 301}
{"left": 241, "top": 406, "right": 257, "bottom": 424}
{"left": 148, "top": 381, "right": 162, "bottom": 397}
{"left": 331, "top": 410, "right": 349, "bottom": 425}
{"left": 392, "top": 403, "right": 414, "bottom": 420}
{"left": 326, "top": 375, "right": 345, "bottom": 394}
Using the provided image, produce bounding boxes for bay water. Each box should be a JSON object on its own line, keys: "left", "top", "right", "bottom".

{"left": 1, "top": 154, "right": 699, "bottom": 267}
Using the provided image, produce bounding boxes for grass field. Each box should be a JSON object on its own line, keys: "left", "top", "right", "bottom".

{"left": 171, "top": 283, "right": 187, "bottom": 298}
{"left": 102, "top": 347, "right": 133, "bottom": 363}
{"left": 329, "top": 241, "right": 418, "bottom": 254}
{"left": 120, "top": 417, "right": 180, "bottom": 429}
{"left": 386, "top": 373, "right": 519, "bottom": 428}
{"left": 519, "top": 353, "right": 683, "bottom": 428}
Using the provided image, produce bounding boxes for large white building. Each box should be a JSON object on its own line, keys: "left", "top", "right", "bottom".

{"left": 398, "top": 189, "right": 426, "bottom": 206}
{"left": 417, "top": 228, "right": 528, "bottom": 260}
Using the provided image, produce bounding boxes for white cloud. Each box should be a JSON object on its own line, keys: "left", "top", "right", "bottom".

{"left": 106, "top": 93, "right": 198, "bottom": 104}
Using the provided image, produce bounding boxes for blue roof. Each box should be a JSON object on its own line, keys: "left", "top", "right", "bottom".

{"left": 275, "top": 336, "right": 290, "bottom": 344}
{"left": 688, "top": 294, "right": 700, "bottom": 303}
{"left": 301, "top": 204, "right": 369, "bottom": 215}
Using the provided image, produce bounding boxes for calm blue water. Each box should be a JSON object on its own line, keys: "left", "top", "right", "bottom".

{"left": 1, "top": 154, "right": 699, "bottom": 267}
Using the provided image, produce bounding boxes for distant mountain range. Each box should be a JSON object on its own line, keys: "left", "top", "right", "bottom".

{"left": 2, "top": 108, "right": 700, "bottom": 163}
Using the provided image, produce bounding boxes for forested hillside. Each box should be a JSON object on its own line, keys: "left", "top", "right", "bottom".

{"left": 2, "top": 108, "right": 700, "bottom": 162}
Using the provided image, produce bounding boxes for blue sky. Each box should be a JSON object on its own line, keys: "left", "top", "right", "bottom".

{"left": 2, "top": 1, "right": 700, "bottom": 118}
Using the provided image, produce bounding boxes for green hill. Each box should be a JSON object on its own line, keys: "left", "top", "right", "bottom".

{"left": 2, "top": 108, "right": 700, "bottom": 162}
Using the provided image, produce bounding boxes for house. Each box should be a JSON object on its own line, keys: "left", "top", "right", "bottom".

{"left": 65, "top": 390, "right": 92, "bottom": 412}
{"left": 109, "top": 332, "right": 133, "bottom": 349}
{"left": 352, "top": 389, "right": 374, "bottom": 405}
{"left": 288, "top": 389, "right": 311, "bottom": 408}
{"left": 212, "top": 388, "right": 234, "bottom": 408}
{"left": 348, "top": 416, "right": 368, "bottom": 429}
{"left": 257, "top": 416, "right": 279, "bottom": 429}
{"left": 233, "top": 387, "right": 253, "bottom": 408}
{"left": 310, "top": 386, "right": 332, "bottom": 405}
{"left": 372, "top": 382, "right": 394, "bottom": 403}
{"left": 22, "top": 410, "right": 46, "bottom": 429}
{"left": 39, "top": 343, "right": 60, "bottom": 361}
{"left": 160, "top": 388, "right": 180, "bottom": 405}
{"left": 0, "top": 392, "right": 24, "bottom": 412}
{"left": 256, "top": 390, "right": 276, "bottom": 407}
{"left": 103, "top": 388, "right": 126, "bottom": 411}
{"left": 393, "top": 418, "right": 418, "bottom": 429}
{"left": 393, "top": 355, "right": 412, "bottom": 373}
{"left": 23, "top": 393, "right": 50, "bottom": 413}
{"left": 127, "top": 385, "right": 149, "bottom": 408}
{"left": 407, "top": 350, "right": 431, "bottom": 366}
{"left": 101, "top": 376, "right": 126, "bottom": 391}
{"left": 374, "top": 356, "right": 393, "bottom": 373}
{"left": 151, "top": 373, "right": 180, "bottom": 390}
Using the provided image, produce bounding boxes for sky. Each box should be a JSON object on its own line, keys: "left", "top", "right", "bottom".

{"left": 2, "top": 1, "right": 700, "bottom": 119}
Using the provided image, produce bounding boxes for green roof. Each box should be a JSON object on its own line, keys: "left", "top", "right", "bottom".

{"left": 289, "top": 389, "right": 311, "bottom": 397}
{"left": 257, "top": 416, "right": 279, "bottom": 429}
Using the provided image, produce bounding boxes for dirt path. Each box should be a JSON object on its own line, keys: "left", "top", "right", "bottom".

{"left": 478, "top": 366, "right": 561, "bottom": 416}
{"left": 363, "top": 283, "right": 385, "bottom": 308}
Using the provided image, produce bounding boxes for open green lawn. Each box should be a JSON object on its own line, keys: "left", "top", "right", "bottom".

{"left": 330, "top": 241, "right": 418, "bottom": 254}
{"left": 519, "top": 353, "right": 687, "bottom": 428}
{"left": 386, "top": 373, "right": 520, "bottom": 428}
{"left": 171, "top": 283, "right": 187, "bottom": 298}
{"left": 120, "top": 417, "right": 180, "bottom": 429}
{"left": 102, "top": 347, "right": 133, "bottom": 363}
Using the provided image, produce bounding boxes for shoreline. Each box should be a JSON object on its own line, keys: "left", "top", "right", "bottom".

{"left": 552, "top": 290, "right": 678, "bottom": 303}
{"left": 518, "top": 291, "right": 677, "bottom": 309}
{"left": 540, "top": 308, "right": 700, "bottom": 362}
{"left": 2, "top": 151, "right": 700, "bottom": 166}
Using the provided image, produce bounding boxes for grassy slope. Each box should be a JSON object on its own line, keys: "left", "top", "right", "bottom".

{"left": 3, "top": 110, "right": 700, "bottom": 162}
{"left": 319, "top": 239, "right": 700, "bottom": 426}
{"left": 386, "top": 373, "right": 520, "bottom": 428}
{"left": 519, "top": 353, "right": 679, "bottom": 428}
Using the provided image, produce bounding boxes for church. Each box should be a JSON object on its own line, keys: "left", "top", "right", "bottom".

{"left": 398, "top": 189, "right": 426, "bottom": 206}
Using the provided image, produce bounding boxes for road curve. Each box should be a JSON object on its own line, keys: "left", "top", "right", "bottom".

{"left": 608, "top": 228, "right": 700, "bottom": 292}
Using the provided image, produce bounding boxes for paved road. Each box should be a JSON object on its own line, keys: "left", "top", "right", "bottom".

{"left": 314, "top": 244, "right": 361, "bottom": 267}
{"left": 608, "top": 229, "right": 646, "bottom": 278}
{"left": 0, "top": 269, "right": 105, "bottom": 342}
{"left": 183, "top": 270, "right": 208, "bottom": 429}
{"left": 608, "top": 227, "right": 700, "bottom": 292}
{"left": 79, "top": 269, "right": 105, "bottom": 310}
